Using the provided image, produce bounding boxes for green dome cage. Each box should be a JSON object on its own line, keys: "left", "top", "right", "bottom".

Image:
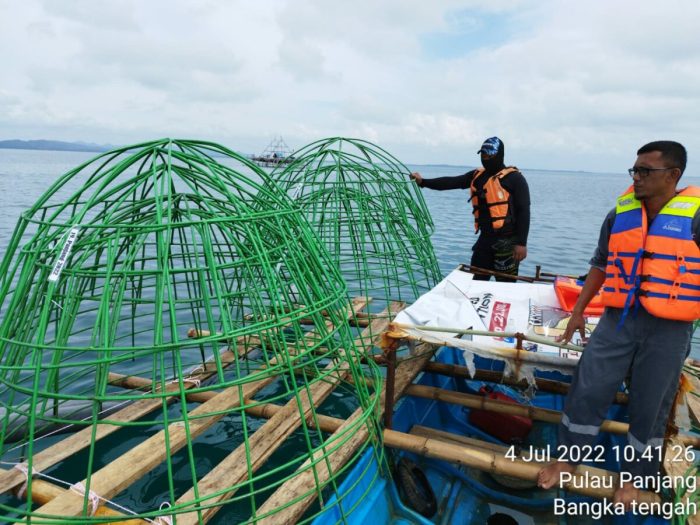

{"left": 273, "top": 137, "right": 442, "bottom": 318}
{"left": 0, "top": 139, "right": 384, "bottom": 524}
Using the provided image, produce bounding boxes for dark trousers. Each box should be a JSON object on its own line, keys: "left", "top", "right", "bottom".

{"left": 559, "top": 306, "right": 692, "bottom": 476}
{"left": 470, "top": 235, "right": 519, "bottom": 282}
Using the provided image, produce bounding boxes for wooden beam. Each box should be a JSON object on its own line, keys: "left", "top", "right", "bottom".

{"left": 170, "top": 297, "right": 372, "bottom": 524}
{"left": 32, "top": 366, "right": 278, "bottom": 518}
{"left": 255, "top": 305, "right": 435, "bottom": 525}
{"left": 0, "top": 347, "right": 243, "bottom": 497}
{"left": 32, "top": 297, "right": 371, "bottom": 521}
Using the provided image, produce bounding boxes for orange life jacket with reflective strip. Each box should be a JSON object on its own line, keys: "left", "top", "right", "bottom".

{"left": 470, "top": 167, "right": 518, "bottom": 233}
{"left": 601, "top": 185, "right": 700, "bottom": 321}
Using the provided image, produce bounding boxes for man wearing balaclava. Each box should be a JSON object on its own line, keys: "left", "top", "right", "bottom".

{"left": 410, "top": 137, "right": 530, "bottom": 282}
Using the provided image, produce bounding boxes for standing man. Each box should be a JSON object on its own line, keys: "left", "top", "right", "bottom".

{"left": 538, "top": 141, "right": 697, "bottom": 508}
{"left": 410, "top": 136, "right": 530, "bottom": 282}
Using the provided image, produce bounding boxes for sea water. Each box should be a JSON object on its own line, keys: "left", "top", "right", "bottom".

{"left": 0, "top": 148, "right": 698, "bottom": 357}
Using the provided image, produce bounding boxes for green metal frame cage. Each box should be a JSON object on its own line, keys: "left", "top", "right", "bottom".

{"left": 273, "top": 137, "right": 442, "bottom": 314}
{"left": 0, "top": 139, "right": 384, "bottom": 524}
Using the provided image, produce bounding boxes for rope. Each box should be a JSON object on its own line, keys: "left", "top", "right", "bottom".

{"left": 69, "top": 482, "right": 101, "bottom": 516}
{"left": 13, "top": 462, "right": 35, "bottom": 500}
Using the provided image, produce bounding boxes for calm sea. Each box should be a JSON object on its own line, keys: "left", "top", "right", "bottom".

{"left": 0, "top": 148, "right": 698, "bottom": 357}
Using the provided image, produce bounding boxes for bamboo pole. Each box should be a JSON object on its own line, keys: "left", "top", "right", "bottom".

{"left": 32, "top": 370, "right": 280, "bottom": 519}
{"left": 383, "top": 429, "right": 661, "bottom": 503}
{"left": 171, "top": 299, "right": 381, "bottom": 525}
{"left": 108, "top": 376, "right": 674, "bottom": 508}
{"left": 385, "top": 327, "right": 580, "bottom": 373}
{"left": 31, "top": 298, "right": 372, "bottom": 521}
{"left": 410, "top": 425, "right": 509, "bottom": 454}
{"left": 390, "top": 322, "right": 584, "bottom": 354}
{"left": 423, "top": 362, "right": 629, "bottom": 404}
{"left": 8, "top": 474, "right": 147, "bottom": 524}
{"left": 405, "top": 384, "right": 700, "bottom": 447}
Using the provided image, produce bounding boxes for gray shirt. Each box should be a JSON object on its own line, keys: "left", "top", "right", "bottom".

{"left": 589, "top": 207, "right": 700, "bottom": 271}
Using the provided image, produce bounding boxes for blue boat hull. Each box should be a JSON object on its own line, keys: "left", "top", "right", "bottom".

{"left": 314, "top": 346, "right": 672, "bottom": 525}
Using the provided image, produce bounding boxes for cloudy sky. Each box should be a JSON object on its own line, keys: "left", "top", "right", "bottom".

{"left": 2, "top": 0, "right": 699, "bottom": 173}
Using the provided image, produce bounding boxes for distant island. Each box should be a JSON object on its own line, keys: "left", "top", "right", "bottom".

{"left": 0, "top": 139, "right": 111, "bottom": 153}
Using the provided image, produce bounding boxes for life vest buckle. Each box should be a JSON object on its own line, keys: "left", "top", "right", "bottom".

{"left": 642, "top": 250, "right": 654, "bottom": 259}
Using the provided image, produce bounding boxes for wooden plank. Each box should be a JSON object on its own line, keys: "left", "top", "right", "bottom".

{"left": 255, "top": 303, "right": 436, "bottom": 525}
{"left": 32, "top": 367, "right": 278, "bottom": 518}
{"left": 31, "top": 297, "right": 370, "bottom": 520}
{"left": 0, "top": 347, "right": 243, "bottom": 497}
{"left": 171, "top": 298, "right": 372, "bottom": 524}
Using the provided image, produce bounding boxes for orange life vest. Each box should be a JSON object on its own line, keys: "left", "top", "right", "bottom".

{"left": 554, "top": 276, "right": 605, "bottom": 316}
{"left": 601, "top": 185, "right": 700, "bottom": 321}
{"left": 470, "top": 167, "right": 518, "bottom": 233}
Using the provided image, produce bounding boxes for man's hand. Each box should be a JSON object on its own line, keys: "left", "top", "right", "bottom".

{"left": 513, "top": 244, "right": 527, "bottom": 262}
{"left": 556, "top": 311, "right": 586, "bottom": 344}
{"left": 410, "top": 172, "right": 423, "bottom": 185}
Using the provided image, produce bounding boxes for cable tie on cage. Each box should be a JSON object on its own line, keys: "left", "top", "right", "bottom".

{"left": 69, "top": 481, "right": 100, "bottom": 516}
{"left": 154, "top": 501, "right": 174, "bottom": 524}
{"left": 167, "top": 377, "right": 201, "bottom": 388}
{"left": 189, "top": 364, "right": 206, "bottom": 376}
{"left": 13, "top": 462, "right": 36, "bottom": 500}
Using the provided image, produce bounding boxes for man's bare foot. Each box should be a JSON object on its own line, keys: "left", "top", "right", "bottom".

{"left": 614, "top": 482, "right": 639, "bottom": 511}
{"left": 537, "top": 461, "right": 576, "bottom": 489}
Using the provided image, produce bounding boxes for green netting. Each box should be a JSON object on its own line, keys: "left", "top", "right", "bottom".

{"left": 0, "top": 139, "right": 383, "bottom": 524}
{"left": 273, "top": 137, "right": 442, "bottom": 314}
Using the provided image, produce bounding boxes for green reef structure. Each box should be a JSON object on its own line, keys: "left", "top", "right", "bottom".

{"left": 273, "top": 137, "right": 442, "bottom": 323}
{"left": 0, "top": 139, "right": 385, "bottom": 523}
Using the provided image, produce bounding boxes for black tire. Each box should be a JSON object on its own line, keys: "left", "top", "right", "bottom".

{"left": 394, "top": 457, "right": 438, "bottom": 518}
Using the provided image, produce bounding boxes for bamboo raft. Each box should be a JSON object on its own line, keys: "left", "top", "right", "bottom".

{"left": 7, "top": 295, "right": 700, "bottom": 523}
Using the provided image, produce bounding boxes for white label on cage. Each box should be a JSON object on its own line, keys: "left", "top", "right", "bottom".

{"left": 48, "top": 228, "right": 80, "bottom": 282}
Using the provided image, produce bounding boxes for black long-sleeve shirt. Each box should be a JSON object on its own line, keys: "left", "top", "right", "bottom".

{"left": 420, "top": 168, "right": 531, "bottom": 246}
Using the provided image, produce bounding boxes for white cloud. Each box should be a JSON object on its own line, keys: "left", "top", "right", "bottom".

{"left": 1, "top": 0, "right": 699, "bottom": 173}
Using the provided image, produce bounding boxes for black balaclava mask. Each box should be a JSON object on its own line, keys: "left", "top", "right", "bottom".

{"left": 478, "top": 137, "right": 506, "bottom": 174}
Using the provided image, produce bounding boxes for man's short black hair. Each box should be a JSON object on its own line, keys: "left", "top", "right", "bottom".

{"left": 637, "top": 140, "right": 687, "bottom": 175}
